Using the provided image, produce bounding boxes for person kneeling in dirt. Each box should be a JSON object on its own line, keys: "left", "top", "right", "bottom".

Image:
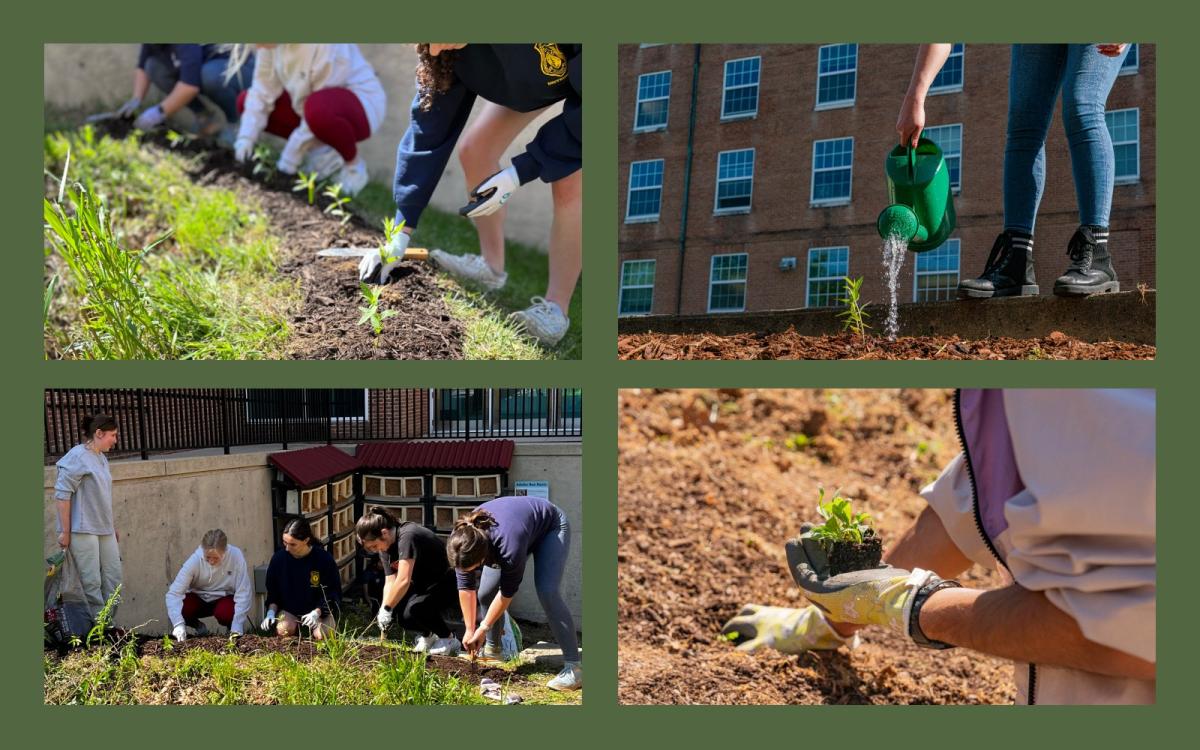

{"left": 228, "top": 44, "right": 386, "bottom": 196}
{"left": 448, "top": 496, "right": 582, "bottom": 691}
{"left": 356, "top": 507, "right": 462, "bottom": 655}
{"left": 261, "top": 517, "right": 342, "bottom": 640}
{"left": 165, "top": 529, "right": 254, "bottom": 641}
{"left": 723, "top": 389, "right": 1155, "bottom": 705}
{"left": 359, "top": 43, "right": 582, "bottom": 348}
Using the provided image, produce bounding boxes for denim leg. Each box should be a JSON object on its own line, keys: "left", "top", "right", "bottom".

{"left": 1061, "top": 44, "right": 1127, "bottom": 227}
{"left": 476, "top": 565, "right": 506, "bottom": 647}
{"left": 532, "top": 508, "right": 579, "bottom": 663}
{"left": 1004, "top": 44, "right": 1068, "bottom": 233}
{"left": 202, "top": 56, "right": 254, "bottom": 122}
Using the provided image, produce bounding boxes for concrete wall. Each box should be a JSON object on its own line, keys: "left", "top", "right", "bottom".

{"left": 43, "top": 43, "right": 557, "bottom": 250}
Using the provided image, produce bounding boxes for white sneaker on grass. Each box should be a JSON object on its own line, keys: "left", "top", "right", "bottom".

{"left": 509, "top": 297, "right": 569, "bottom": 347}
{"left": 302, "top": 144, "right": 345, "bottom": 180}
{"left": 547, "top": 662, "right": 582, "bottom": 691}
{"left": 335, "top": 157, "right": 369, "bottom": 196}
{"left": 428, "top": 636, "right": 462, "bottom": 656}
{"left": 413, "top": 634, "right": 434, "bottom": 653}
{"left": 430, "top": 250, "right": 508, "bottom": 291}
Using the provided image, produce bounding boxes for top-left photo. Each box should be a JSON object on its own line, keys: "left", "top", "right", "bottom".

{"left": 43, "top": 43, "right": 582, "bottom": 360}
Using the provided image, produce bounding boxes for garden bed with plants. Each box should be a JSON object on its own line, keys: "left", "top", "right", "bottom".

{"left": 618, "top": 388, "right": 1016, "bottom": 704}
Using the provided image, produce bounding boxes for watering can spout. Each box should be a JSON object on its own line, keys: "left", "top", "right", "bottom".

{"left": 877, "top": 204, "right": 925, "bottom": 244}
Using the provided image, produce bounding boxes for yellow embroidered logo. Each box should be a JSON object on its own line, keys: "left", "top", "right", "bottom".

{"left": 310, "top": 571, "right": 321, "bottom": 586}
{"left": 534, "top": 44, "right": 568, "bottom": 84}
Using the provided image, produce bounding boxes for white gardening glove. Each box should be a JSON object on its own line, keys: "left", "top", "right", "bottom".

{"left": 235, "top": 138, "right": 256, "bottom": 164}
{"left": 172, "top": 624, "right": 188, "bottom": 643}
{"left": 376, "top": 605, "right": 394, "bottom": 631}
{"left": 260, "top": 608, "right": 277, "bottom": 632}
{"left": 116, "top": 96, "right": 142, "bottom": 119}
{"left": 460, "top": 166, "right": 520, "bottom": 218}
{"left": 721, "top": 604, "right": 857, "bottom": 654}
{"left": 134, "top": 105, "right": 166, "bottom": 131}
{"left": 358, "top": 231, "right": 410, "bottom": 284}
{"left": 301, "top": 608, "right": 323, "bottom": 629}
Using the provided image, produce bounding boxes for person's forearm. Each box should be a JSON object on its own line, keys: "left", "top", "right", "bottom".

{"left": 905, "top": 44, "right": 954, "bottom": 102}
{"left": 459, "top": 590, "right": 478, "bottom": 634}
{"left": 920, "top": 584, "right": 1156, "bottom": 681}
{"left": 481, "top": 594, "right": 512, "bottom": 630}
{"left": 386, "top": 579, "right": 411, "bottom": 608}
{"left": 159, "top": 82, "right": 200, "bottom": 117}
{"left": 132, "top": 68, "right": 151, "bottom": 100}
{"left": 884, "top": 506, "right": 973, "bottom": 579}
{"left": 56, "top": 500, "right": 72, "bottom": 541}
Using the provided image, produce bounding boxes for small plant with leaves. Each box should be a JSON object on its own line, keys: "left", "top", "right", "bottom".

{"left": 379, "top": 217, "right": 407, "bottom": 265}
{"left": 810, "top": 489, "right": 874, "bottom": 548}
{"left": 837, "top": 276, "right": 871, "bottom": 340}
{"left": 251, "top": 144, "right": 277, "bottom": 180}
{"left": 358, "top": 282, "right": 396, "bottom": 336}
{"left": 292, "top": 170, "right": 319, "bottom": 205}
{"left": 323, "top": 182, "right": 352, "bottom": 226}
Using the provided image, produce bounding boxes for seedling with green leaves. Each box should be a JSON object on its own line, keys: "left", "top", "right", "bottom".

{"left": 380, "top": 216, "right": 406, "bottom": 265}
{"left": 251, "top": 144, "right": 277, "bottom": 180}
{"left": 837, "top": 276, "right": 871, "bottom": 340}
{"left": 810, "top": 489, "right": 875, "bottom": 549}
{"left": 292, "top": 170, "right": 319, "bottom": 205}
{"left": 322, "top": 183, "right": 352, "bottom": 226}
{"left": 358, "top": 282, "right": 396, "bottom": 336}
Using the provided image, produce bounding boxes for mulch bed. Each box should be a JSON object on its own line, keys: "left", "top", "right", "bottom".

{"left": 618, "top": 329, "right": 1155, "bottom": 360}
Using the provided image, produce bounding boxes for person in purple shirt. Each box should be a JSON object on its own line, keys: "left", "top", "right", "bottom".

{"left": 447, "top": 494, "right": 581, "bottom": 690}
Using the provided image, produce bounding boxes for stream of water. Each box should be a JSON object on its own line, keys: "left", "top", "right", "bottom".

{"left": 881, "top": 234, "right": 907, "bottom": 341}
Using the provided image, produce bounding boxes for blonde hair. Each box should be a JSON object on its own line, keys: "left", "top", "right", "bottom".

{"left": 201, "top": 529, "right": 228, "bottom": 552}
{"left": 222, "top": 44, "right": 254, "bottom": 85}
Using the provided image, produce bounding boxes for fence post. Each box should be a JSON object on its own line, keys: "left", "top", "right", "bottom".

{"left": 327, "top": 390, "right": 333, "bottom": 446}
{"left": 280, "top": 390, "right": 289, "bottom": 450}
{"left": 221, "top": 390, "right": 231, "bottom": 455}
{"left": 136, "top": 389, "right": 149, "bottom": 460}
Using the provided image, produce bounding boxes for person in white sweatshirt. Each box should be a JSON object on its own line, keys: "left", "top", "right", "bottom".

{"left": 165, "top": 529, "right": 254, "bottom": 640}
{"left": 229, "top": 44, "right": 387, "bottom": 195}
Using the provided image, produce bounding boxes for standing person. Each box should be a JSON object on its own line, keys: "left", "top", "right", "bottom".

{"left": 359, "top": 43, "right": 582, "bottom": 348}
{"left": 53, "top": 414, "right": 123, "bottom": 624}
{"left": 897, "top": 44, "right": 1131, "bottom": 299}
{"left": 111, "top": 44, "right": 252, "bottom": 136}
{"left": 165, "top": 529, "right": 254, "bottom": 641}
{"left": 355, "top": 508, "right": 462, "bottom": 654}
{"left": 230, "top": 44, "right": 387, "bottom": 196}
{"left": 447, "top": 495, "right": 582, "bottom": 690}
{"left": 261, "top": 517, "right": 341, "bottom": 640}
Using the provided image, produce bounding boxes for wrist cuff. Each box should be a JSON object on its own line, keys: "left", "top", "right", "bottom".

{"left": 908, "top": 579, "right": 962, "bottom": 649}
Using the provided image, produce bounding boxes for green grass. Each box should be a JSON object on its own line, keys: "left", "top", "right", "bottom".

{"left": 354, "top": 183, "right": 583, "bottom": 360}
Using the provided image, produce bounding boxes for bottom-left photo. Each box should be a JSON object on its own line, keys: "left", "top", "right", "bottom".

{"left": 42, "top": 387, "right": 583, "bottom": 705}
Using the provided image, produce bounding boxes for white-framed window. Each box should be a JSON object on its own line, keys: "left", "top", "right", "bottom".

{"left": 1106, "top": 108, "right": 1140, "bottom": 184}
{"left": 806, "top": 247, "right": 849, "bottom": 308}
{"left": 721, "top": 56, "right": 761, "bottom": 120}
{"left": 714, "top": 148, "right": 755, "bottom": 214}
{"left": 708, "top": 253, "right": 749, "bottom": 312}
{"left": 619, "top": 259, "right": 657, "bottom": 316}
{"left": 922, "top": 123, "right": 962, "bottom": 192}
{"left": 430, "top": 389, "right": 581, "bottom": 435}
{"left": 626, "top": 159, "right": 664, "bottom": 222}
{"left": 816, "top": 44, "right": 857, "bottom": 109}
{"left": 913, "top": 239, "right": 960, "bottom": 302}
{"left": 1119, "top": 43, "right": 1139, "bottom": 75}
{"left": 930, "top": 43, "right": 965, "bottom": 93}
{"left": 811, "top": 137, "right": 854, "bottom": 206}
{"left": 634, "top": 70, "right": 671, "bottom": 132}
{"left": 247, "top": 389, "right": 368, "bottom": 422}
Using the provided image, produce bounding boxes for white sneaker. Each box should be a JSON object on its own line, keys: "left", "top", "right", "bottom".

{"left": 303, "top": 144, "right": 345, "bottom": 180}
{"left": 509, "top": 297, "right": 569, "bottom": 347}
{"left": 428, "top": 636, "right": 461, "bottom": 656}
{"left": 413, "top": 634, "right": 434, "bottom": 653}
{"left": 547, "top": 662, "right": 582, "bottom": 691}
{"left": 430, "top": 250, "right": 507, "bottom": 291}
{"left": 334, "top": 158, "right": 369, "bottom": 196}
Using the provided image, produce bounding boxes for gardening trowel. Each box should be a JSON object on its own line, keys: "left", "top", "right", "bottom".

{"left": 317, "top": 246, "right": 429, "bottom": 262}
{"left": 84, "top": 110, "right": 122, "bottom": 124}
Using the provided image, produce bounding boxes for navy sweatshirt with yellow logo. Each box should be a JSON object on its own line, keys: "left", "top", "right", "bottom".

{"left": 265, "top": 544, "right": 342, "bottom": 618}
{"left": 393, "top": 43, "right": 582, "bottom": 228}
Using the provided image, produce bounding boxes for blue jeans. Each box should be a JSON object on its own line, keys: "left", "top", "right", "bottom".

{"left": 1004, "top": 44, "right": 1128, "bottom": 233}
{"left": 143, "top": 55, "right": 254, "bottom": 122}
{"left": 477, "top": 505, "right": 580, "bottom": 663}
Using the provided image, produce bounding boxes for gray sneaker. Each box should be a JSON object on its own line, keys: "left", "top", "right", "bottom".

{"left": 430, "top": 250, "right": 507, "bottom": 291}
{"left": 547, "top": 662, "right": 582, "bottom": 691}
{"left": 509, "top": 297, "right": 569, "bottom": 347}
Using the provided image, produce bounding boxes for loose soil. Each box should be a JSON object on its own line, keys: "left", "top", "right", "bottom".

{"left": 92, "top": 122, "right": 463, "bottom": 359}
{"left": 618, "top": 388, "right": 1017, "bottom": 704}
{"left": 618, "top": 330, "right": 1155, "bottom": 360}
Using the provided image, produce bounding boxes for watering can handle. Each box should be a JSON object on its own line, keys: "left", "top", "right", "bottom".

{"left": 906, "top": 145, "right": 917, "bottom": 180}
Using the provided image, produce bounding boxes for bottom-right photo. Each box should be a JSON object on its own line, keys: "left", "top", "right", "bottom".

{"left": 618, "top": 388, "right": 1155, "bottom": 705}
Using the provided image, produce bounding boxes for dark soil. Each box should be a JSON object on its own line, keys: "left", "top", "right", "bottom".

{"left": 618, "top": 388, "right": 1016, "bottom": 704}
{"left": 618, "top": 330, "right": 1155, "bottom": 360}
{"left": 93, "top": 121, "right": 464, "bottom": 360}
{"left": 826, "top": 536, "right": 883, "bottom": 576}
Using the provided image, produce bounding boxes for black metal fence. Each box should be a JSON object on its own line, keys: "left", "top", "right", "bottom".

{"left": 45, "top": 388, "right": 583, "bottom": 462}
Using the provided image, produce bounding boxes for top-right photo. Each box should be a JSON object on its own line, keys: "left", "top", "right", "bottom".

{"left": 617, "top": 44, "right": 1155, "bottom": 360}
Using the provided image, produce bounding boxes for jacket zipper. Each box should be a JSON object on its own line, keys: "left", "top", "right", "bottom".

{"left": 953, "top": 389, "right": 1036, "bottom": 705}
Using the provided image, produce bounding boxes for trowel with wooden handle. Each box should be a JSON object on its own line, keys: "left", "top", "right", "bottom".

{"left": 317, "top": 246, "right": 429, "bottom": 262}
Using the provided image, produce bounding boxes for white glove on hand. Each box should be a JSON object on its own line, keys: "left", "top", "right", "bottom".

{"left": 376, "top": 605, "right": 393, "bottom": 631}
{"left": 260, "top": 608, "right": 277, "bottom": 632}
{"left": 358, "top": 231, "right": 410, "bottom": 284}
{"left": 116, "top": 96, "right": 142, "bottom": 119}
{"left": 301, "top": 608, "right": 323, "bottom": 629}
{"left": 461, "top": 166, "right": 520, "bottom": 218}
{"left": 133, "top": 105, "right": 166, "bottom": 131}
{"left": 172, "top": 624, "right": 188, "bottom": 643}
{"left": 235, "top": 138, "right": 256, "bottom": 164}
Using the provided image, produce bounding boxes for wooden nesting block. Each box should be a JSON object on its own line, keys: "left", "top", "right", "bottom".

{"left": 332, "top": 534, "right": 355, "bottom": 561}
{"left": 332, "top": 504, "right": 355, "bottom": 534}
{"left": 309, "top": 515, "right": 329, "bottom": 542}
{"left": 363, "top": 475, "right": 382, "bottom": 496}
{"left": 476, "top": 474, "right": 500, "bottom": 496}
{"left": 338, "top": 559, "right": 355, "bottom": 588}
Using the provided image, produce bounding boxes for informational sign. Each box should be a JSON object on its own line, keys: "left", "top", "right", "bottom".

{"left": 514, "top": 480, "right": 549, "bottom": 500}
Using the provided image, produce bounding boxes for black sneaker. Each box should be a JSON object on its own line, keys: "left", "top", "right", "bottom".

{"left": 1053, "top": 226, "right": 1119, "bottom": 296}
{"left": 958, "top": 231, "right": 1039, "bottom": 299}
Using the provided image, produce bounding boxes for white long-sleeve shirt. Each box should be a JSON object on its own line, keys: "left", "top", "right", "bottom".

{"left": 236, "top": 44, "right": 387, "bottom": 172}
{"left": 165, "top": 545, "right": 254, "bottom": 634}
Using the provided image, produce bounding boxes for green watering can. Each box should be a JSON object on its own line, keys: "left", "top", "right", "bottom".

{"left": 876, "top": 138, "right": 956, "bottom": 252}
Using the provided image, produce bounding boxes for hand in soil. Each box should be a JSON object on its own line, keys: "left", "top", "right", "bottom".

{"left": 721, "top": 603, "right": 855, "bottom": 654}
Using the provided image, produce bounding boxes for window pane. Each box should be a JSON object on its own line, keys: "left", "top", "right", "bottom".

{"left": 628, "top": 160, "right": 664, "bottom": 218}
{"left": 620, "top": 286, "right": 654, "bottom": 314}
{"left": 931, "top": 43, "right": 964, "bottom": 90}
{"left": 622, "top": 260, "right": 656, "bottom": 287}
{"left": 723, "top": 58, "right": 760, "bottom": 117}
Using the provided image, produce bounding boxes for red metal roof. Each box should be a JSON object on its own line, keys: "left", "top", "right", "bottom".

{"left": 355, "top": 440, "right": 514, "bottom": 471}
{"left": 268, "top": 446, "right": 360, "bottom": 488}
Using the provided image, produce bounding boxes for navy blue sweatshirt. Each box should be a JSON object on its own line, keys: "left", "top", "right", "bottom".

{"left": 393, "top": 43, "right": 582, "bottom": 228}
{"left": 455, "top": 495, "right": 561, "bottom": 598}
{"left": 265, "top": 544, "right": 342, "bottom": 618}
{"left": 137, "top": 45, "right": 227, "bottom": 87}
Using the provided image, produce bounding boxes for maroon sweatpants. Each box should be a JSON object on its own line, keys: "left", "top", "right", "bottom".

{"left": 182, "top": 592, "right": 235, "bottom": 627}
{"left": 237, "top": 87, "right": 370, "bottom": 161}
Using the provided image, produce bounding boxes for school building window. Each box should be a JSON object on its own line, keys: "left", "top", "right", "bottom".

{"left": 619, "top": 260, "right": 657, "bottom": 316}
{"left": 1120, "top": 44, "right": 1139, "bottom": 75}
{"left": 913, "top": 239, "right": 960, "bottom": 302}
{"left": 635, "top": 70, "right": 671, "bottom": 132}
{"left": 626, "top": 159, "right": 665, "bottom": 222}
{"left": 1106, "top": 108, "right": 1140, "bottom": 183}
{"left": 816, "top": 44, "right": 857, "bottom": 109}
{"left": 715, "top": 148, "right": 755, "bottom": 214}
{"left": 722, "top": 57, "right": 761, "bottom": 120}
{"left": 922, "top": 124, "right": 962, "bottom": 192}
{"left": 806, "top": 247, "right": 849, "bottom": 308}
{"left": 708, "top": 253, "right": 749, "bottom": 312}
{"left": 811, "top": 137, "right": 854, "bottom": 205}
{"left": 930, "top": 43, "right": 965, "bottom": 93}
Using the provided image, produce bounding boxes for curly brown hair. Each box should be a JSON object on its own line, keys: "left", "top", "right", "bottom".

{"left": 415, "top": 44, "right": 461, "bottom": 112}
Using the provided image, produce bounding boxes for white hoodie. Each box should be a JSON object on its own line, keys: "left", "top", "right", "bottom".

{"left": 166, "top": 545, "right": 254, "bottom": 635}
{"left": 236, "top": 44, "right": 387, "bottom": 173}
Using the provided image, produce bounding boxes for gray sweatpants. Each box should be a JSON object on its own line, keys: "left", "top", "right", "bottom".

{"left": 69, "top": 533, "right": 123, "bottom": 621}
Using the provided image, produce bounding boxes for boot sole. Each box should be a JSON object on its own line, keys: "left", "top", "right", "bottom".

{"left": 1053, "top": 281, "right": 1120, "bottom": 297}
{"left": 957, "top": 285, "right": 1039, "bottom": 300}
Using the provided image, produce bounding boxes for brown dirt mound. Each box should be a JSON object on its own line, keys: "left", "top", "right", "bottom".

{"left": 618, "top": 330, "right": 1154, "bottom": 360}
{"left": 617, "top": 388, "right": 1016, "bottom": 704}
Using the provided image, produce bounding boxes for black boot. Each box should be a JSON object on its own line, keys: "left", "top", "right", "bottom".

{"left": 1053, "top": 226, "right": 1119, "bottom": 296}
{"left": 958, "top": 231, "right": 1039, "bottom": 299}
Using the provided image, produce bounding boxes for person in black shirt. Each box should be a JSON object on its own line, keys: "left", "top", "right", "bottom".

{"left": 261, "top": 517, "right": 341, "bottom": 640}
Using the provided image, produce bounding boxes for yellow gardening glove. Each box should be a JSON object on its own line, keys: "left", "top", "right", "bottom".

{"left": 721, "top": 603, "right": 858, "bottom": 654}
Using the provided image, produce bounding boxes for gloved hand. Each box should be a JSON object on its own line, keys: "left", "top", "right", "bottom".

{"left": 234, "top": 138, "right": 256, "bottom": 164}
{"left": 115, "top": 96, "right": 142, "bottom": 119}
{"left": 721, "top": 604, "right": 857, "bottom": 654}
{"left": 301, "top": 608, "right": 323, "bottom": 629}
{"left": 172, "top": 624, "right": 188, "bottom": 643}
{"left": 460, "top": 166, "right": 520, "bottom": 218}
{"left": 358, "top": 231, "right": 410, "bottom": 284}
{"left": 376, "top": 605, "right": 393, "bottom": 631}
{"left": 260, "top": 608, "right": 277, "bottom": 632}
{"left": 133, "top": 105, "right": 166, "bottom": 131}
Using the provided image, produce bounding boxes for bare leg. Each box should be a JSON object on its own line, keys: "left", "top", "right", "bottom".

{"left": 546, "top": 169, "right": 583, "bottom": 312}
{"left": 276, "top": 611, "right": 299, "bottom": 637}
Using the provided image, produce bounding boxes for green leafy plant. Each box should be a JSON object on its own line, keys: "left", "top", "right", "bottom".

{"left": 323, "top": 182, "right": 352, "bottom": 226}
{"left": 809, "top": 489, "right": 874, "bottom": 549}
{"left": 785, "top": 433, "right": 810, "bottom": 451}
{"left": 358, "top": 282, "right": 396, "bottom": 336}
{"left": 251, "top": 144, "right": 277, "bottom": 180}
{"left": 837, "top": 276, "right": 871, "bottom": 340}
{"left": 292, "top": 170, "right": 319, "bottom": 205}
{"left": 164, "top": 130, "right": 192, "bottom": 149}
{"left": 380, "top": 217, "right": 406, "bottom": 265}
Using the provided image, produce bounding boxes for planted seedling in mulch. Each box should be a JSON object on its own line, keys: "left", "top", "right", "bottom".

{"left": 801, "top": 489, "right": 882, "bottom": 576}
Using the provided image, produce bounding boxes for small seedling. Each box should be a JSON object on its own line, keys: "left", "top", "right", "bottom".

{"left": 251, "top": 144, "right": 276, "bottom": 180}
{"left": 358, "top": 282, "right": 396, "bottom": 336}
{"left": 380, "top": 217, "right": 407, "bottom": 265}
{"left": 809, "top": 488, "right": 874, "bottom": 550}
{"left": 292, "top": 170, "right": 319, "bottom": 205}
{"left": 837, "top": 276, "right": 871, "bottom": 340}
{"left": 323, "top": 182, "right": 352, "bottom": 226}
{"left": 162, "top": 633, "right": 174, "bottom": 652}
{"left": 165, "top": 130, "right": 191, "bottom": 149}
{"left": 785, "top": 433, "right": 809, "bottom": 451}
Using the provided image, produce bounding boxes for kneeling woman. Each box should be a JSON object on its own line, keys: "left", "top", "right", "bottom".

{"left": 356, "top": 508, "right": 461, "bottom": 654}
{"left": 448, "top": 495, "right": 581, "bottom": 690}
{"left": 165, "top": 529, "right": 254, "bottom": 640}
{"left": 262, "top": 518, "right": 342, "bottom": 640}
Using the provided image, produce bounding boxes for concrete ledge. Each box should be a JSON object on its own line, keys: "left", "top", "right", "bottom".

{"left": 619, "top": 291, "right": 1156, "bottom": 345}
